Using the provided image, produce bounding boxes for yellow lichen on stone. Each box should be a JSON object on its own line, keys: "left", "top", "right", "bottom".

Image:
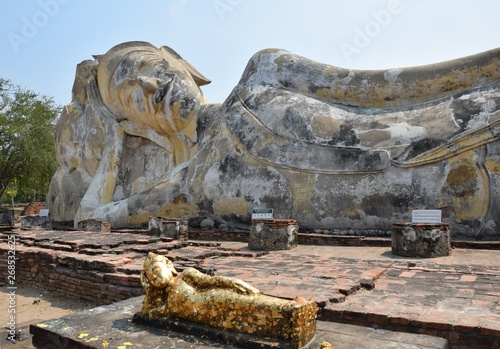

{"left": 325, "top": 54, "right": 500, "bottom": 109}
{"left": 282, "top": 171, "right": 315, "bottom": 216}
{"left": 340, "top": 205, "right": 363, "bottom": 219}
{"left": 358, "top": 129, "right": 392, "bottom": 147}
{"left": 129, "top": 201, "right": 198, "bottom": 226}
{"left": 213, "top": 197, "right": 251, "bottom": 218}
{"left": 485, "top": 155, "right": 500, "bottom": 173}
{"left": 311, "top": 115, "right": 341, "bottom": 139}
{"left": 438, "top": 153, "right": 489, "bottom": 220}
{"left": 314, "top": 88, "right": 332, "bottom": 100}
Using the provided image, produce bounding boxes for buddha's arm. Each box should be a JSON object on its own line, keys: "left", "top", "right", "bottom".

{"left": 182, "top": 268, "right": 260, "bottom": 295}
{"left": 239, "top": 47, "right": 500, "bottom": 109}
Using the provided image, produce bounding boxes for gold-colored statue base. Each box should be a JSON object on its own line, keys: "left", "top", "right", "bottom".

{"left": 133, "top": 312, "right": 316, "bottom": 349}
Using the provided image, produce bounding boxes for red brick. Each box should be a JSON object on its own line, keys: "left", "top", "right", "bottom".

{"left": 366, "top": 313, "right": 390, "bottom": 326}
{"left": 362, "top": 268, "right": 387, "bottom": 280}
{"left": 480, "top": 326, "right": 500, "bottom": 337}
{"left": 343, "top": 310, "right": 366, "bottom": 324}
{"left": 454, "top": 315, "right": 481, "bottom": 334}
{"left": 459, "top": 275, "right": 477, "bottom": 282}
{"left": 399, "top": 271, "right": 416, "bottom": 278}
{"left": 65, "top": 277, "right": 82, "bottom": 286}
{"left": 418, "top": 329, "right": 439, "bottom": 337}
{"left": 410, "top": 316, "right": 453, "bottom": 331}
{"left": 389, "top": 315, "right": 410, "bottom": 326}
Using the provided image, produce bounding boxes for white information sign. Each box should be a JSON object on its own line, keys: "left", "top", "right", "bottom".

{"left": 412, "top": 210, "right": 441, "bottom": 224}
{"left": 39, "top": 209, "right": 50, "bottom": 217}
{"left": 252, "top": 209, "right": 274, "bottom": 220}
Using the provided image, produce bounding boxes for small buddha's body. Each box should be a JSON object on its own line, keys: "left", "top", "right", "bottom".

{"left": 140, "top": 253, "right": 317, "bottom": 348}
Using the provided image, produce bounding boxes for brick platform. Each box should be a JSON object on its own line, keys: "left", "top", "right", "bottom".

{"left": 0, "top": 229, "right": 268, "bottom": 305}
{"left": 30, "top": 296, "right": 448, "bottom": 349}
{"left": 323, "top": 260, "right": 500, "bottom": 348}
{"left": 1, "top": 228, "right": 500, "bottom": 348}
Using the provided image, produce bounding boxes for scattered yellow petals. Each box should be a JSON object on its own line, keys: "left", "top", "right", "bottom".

{"left": 123, "top": 343, "right": 132, "bottom": 346}
{"left": 86, "top": 337, "right": 99, "bottom": 342}
{"left": 78, "top": 332, "right": 89, "bottom": 339}
{"left": 102, "top": 341, "right": 109, "bottom": 347}
{"left": 117, "top": 346, "right": 126, "bottom": 349}
{"left": 36, "top": 324, "right": 49, "bottom": 328}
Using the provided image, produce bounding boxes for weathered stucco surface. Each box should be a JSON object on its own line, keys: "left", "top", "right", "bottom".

{"left": 47, "top": 42, "right": 500, "bottom": 238}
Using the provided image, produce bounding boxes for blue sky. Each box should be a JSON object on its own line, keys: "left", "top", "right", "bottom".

{"left": 1, "top": 0, "right": 500, "bottom": 106}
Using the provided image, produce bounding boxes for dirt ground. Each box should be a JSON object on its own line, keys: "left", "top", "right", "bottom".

{"left": 0, "top": 285, "right": 97, "bottom": 349}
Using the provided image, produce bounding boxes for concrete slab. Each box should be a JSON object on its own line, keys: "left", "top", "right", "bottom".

{"left": 30, "top": 296, "right": 447, "bottom": 349}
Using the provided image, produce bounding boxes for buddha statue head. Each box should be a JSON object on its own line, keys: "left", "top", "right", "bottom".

{"left": 96, "top": 41, "right": 211, "bottom": 136}
{"left": 142, "top": 252, "right": 178, "bottom": 289}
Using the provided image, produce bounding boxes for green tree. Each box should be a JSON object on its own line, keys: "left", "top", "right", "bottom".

{"left": 0, "top": 78, "right": 59, "bottom": 203}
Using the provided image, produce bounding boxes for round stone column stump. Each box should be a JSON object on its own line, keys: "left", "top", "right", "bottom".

{"left": 249, "top": 220, "right": 298, "bottom": 251}
{"left": 392, "top": 223, "right": 451, "bottom": 258}
{"left": 148, "top": 217, "right": 188, "bottom": 240}
{"left": 77, "top": 219, "right": 110, "bottom": 232}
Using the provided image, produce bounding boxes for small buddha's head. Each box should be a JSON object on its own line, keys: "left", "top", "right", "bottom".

{"left": 143, "top": 252, "right": 178, "bottom": 288}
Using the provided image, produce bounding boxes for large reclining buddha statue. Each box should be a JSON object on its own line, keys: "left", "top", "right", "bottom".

{"left": 47, "top": 41, "right": 500, "bottom": 238}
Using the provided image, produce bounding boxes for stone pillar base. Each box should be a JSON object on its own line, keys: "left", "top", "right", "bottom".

{"left": 0, "top": 210, "right": 14, "bottom": 226}
{"left": 148, "top": 217, "right": 188, "bottom": 241}
{"left": 392, "top": 223, "right": 450, "bottom": 258}
{"left": 21, "top": 215, "right": 52, "bottom": 230}
{"left": 249, "top": 220, "right": 298, "bottom": 251}
{"left": 77, "top": 219, "right": 111, "bottom": 233}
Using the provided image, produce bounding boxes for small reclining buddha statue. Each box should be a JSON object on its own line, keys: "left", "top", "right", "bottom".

{"left": 139, "top": 252, "right": 317, "bottom": 348}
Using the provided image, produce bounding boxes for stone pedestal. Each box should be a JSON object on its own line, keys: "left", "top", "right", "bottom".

{"left": 0, "top": 209, "right": 14, "bottom": 226}
{"left": 149, "top": 217, "right": 188, "bottom": 240}
{"left": 77, "top": 219, "right": 111, "bottom": 232}
{"left": 249, "top": 220, "right": 298, "bottom": 251}
{"left": 21, "top": 215, "right": 52, "bottom": 230}
{"left": 392, "top": 223, "right": 450, "bottom": 258}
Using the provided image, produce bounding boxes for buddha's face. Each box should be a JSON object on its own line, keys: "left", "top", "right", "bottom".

{"left": 144, "top": 253, "right": 177, "bottom": 288}
{"left": 97, "top": 42, "right": 209, "bottom": 136}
